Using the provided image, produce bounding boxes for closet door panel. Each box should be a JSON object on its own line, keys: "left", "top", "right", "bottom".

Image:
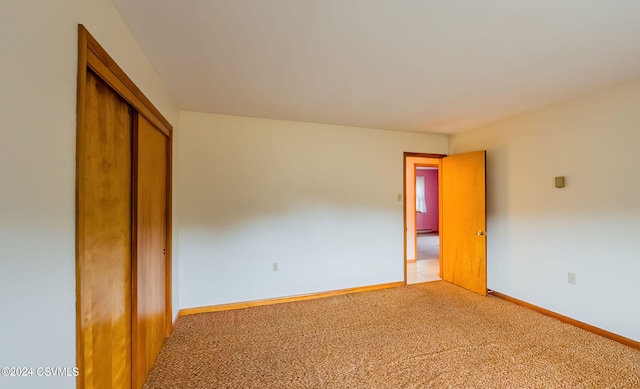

{"left": 78, "top": 70, "right": 132, "bottom": 389}
{"left": 133, "top": 113, "right": 169, "bottom": 388}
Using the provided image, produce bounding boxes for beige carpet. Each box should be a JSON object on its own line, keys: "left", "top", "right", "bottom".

{"left": 144, "top": 282, "right": 639, "bottom": 388}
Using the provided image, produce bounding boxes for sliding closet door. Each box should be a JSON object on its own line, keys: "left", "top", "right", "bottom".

{"left": 77, "top": 25, "right": 173, "bottom": 389}
{"left": 132, "top": 113, "right": 169, "bottom": 388}
{"left": 77, "top": 70, "right": 133, "bottom": 389}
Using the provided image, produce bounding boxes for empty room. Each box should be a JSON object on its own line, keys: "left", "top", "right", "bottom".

{"left": 1, "top": 1, "right": 639, "bottom": 388}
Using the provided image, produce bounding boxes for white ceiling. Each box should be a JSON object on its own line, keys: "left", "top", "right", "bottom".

{"left": 110, "top": 0, "right": 640, "bottom": 134}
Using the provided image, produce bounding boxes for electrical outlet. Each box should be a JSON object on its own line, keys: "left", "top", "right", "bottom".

{"left": 272, "top": 262, "right": 278, "bottom": 272}
{"left": 568, "top": 272, "right": 576, "bottom": 285}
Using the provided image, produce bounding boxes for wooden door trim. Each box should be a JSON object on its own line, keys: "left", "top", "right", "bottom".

{"left": 403, "top": 153, "right": 446, "bottom": 284}
{"left": 437, "top": 162, "right": 443, "bottom": 279}
{"left": 405, "top": 152, "right": 448, "bottom": 159}
{"left": 75, "top": 25, "right": 87, "bottom": 389}
{"left": 79, "top": 26, "right": 172, "bottom": 137}
{"left": 77, "top": 24, "right": 173, "bottom": 389}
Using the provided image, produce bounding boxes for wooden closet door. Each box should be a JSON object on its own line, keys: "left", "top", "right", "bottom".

{"left": 77, "top": 70, "right": 133, "bottom": 389}
{"left": 78, "top": 25, "right": 173, "bottom": 389}
{"left": 132, "top": 113, "right": 169, "bottom": 388}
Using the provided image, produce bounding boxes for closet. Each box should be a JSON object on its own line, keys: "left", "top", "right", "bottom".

{"left": 76, "top": 25, "right": 172, "bottom": 389}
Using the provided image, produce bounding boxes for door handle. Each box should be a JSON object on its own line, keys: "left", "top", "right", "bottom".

{"left": 477, "top": 230, "right": 486, "bottom": 236}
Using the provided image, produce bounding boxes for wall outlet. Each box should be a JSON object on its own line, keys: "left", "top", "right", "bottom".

{"left": 272, "top": 262, "right": 278, "bottom": 272}
{"left": 568, "top": 272, "right": 576, "bottom": 285}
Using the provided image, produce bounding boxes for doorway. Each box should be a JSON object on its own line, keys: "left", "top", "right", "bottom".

{"left": 404, "top": 151, "right": 488, "bottom": 295}
{"left": 413, "top": 166, "right": 440, "bottom": 283}
{"left": 404, "top": 154, "right": 444, "bottom": 285}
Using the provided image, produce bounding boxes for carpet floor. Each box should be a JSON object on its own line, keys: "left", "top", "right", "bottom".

{"left": 417, "top": 233, "right": 439, "bottom": 261}
{"left": 144, "top": 282, "right": 639, "bottom": 388}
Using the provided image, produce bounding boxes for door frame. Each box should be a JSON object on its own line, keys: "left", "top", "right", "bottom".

{"left": 414, "top": 163, "right": 440, "bottom": 265}
{"left": 76, "top": 24, "right": 173, "bottom": 388}
{"left": 403, "top": 152, "right": 446, "bottom": 284}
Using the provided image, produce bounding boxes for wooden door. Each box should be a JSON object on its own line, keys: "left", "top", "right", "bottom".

{"left": 132, "top": 114, "right": 169, "bottom": 388}
{"left": 441, "top": 151, "right": 487, "bottom": 295}
{"left": 77, "top": 70, "right": 133, "bottom": 389}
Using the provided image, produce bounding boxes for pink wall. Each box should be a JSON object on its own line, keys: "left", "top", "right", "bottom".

{"left": 416, "top": 169, "right": 438, "bottom": 232}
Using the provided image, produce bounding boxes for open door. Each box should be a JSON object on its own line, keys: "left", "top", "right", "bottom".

{"left": 441, "top": 151, "right": 487, "bottom": 295}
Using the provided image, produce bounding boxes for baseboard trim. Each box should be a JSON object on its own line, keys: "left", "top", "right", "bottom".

{"left": 179, "top": 281, "right": 405, "bottom": 317}
{"left": 490, "top": 290, "right": 640, "bottom": 350}
{"left": 406, "top": 259, "right": 417, "bottom": 263}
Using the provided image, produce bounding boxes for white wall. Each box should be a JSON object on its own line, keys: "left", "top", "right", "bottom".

{"left": 450, "top": 80, "right": 640, "bottom": 342}
{"left": 178, "top": 112, "right": 448, "bottom": 308}
{"left": 0, "top": 2, "right": 178, "bottom": 388}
